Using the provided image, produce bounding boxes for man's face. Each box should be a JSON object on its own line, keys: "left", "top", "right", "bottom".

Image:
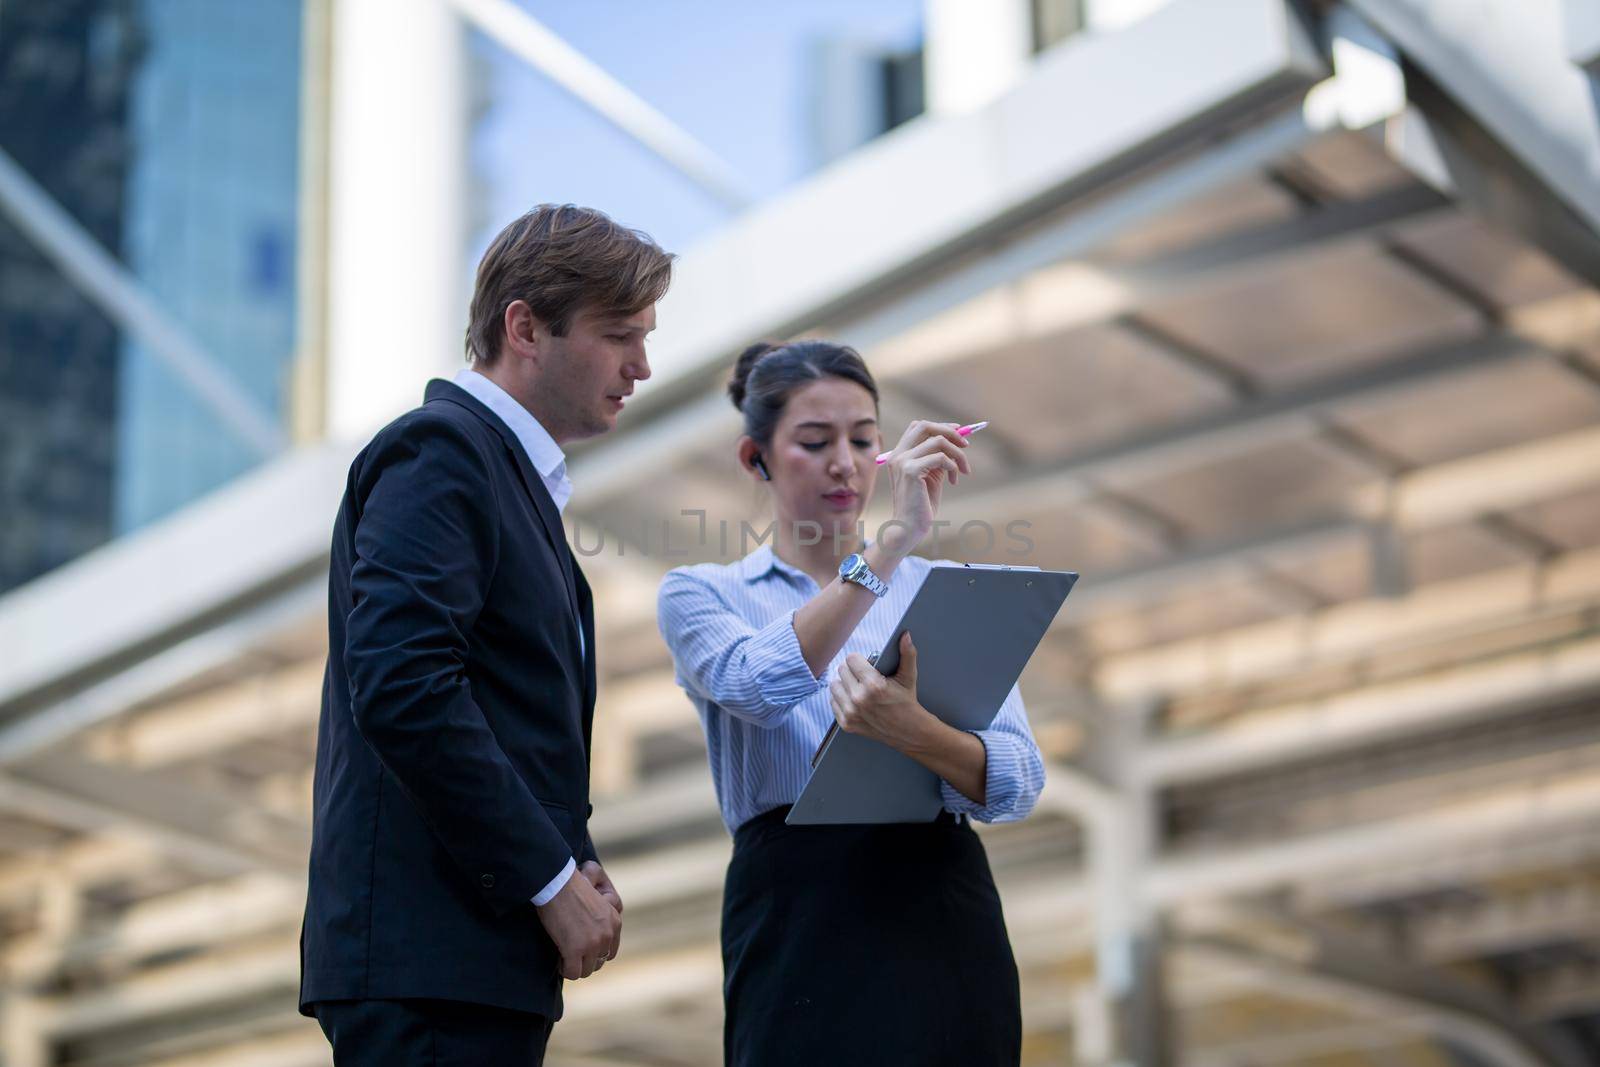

{"left": 538, "top": 304, "right": 655, "bottom": 441}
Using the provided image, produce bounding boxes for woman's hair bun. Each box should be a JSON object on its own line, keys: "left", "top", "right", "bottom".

{"left": 728, "top": 341, "right": 779, "bottom": 412}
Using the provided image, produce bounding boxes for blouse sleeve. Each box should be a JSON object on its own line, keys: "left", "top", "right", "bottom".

{"left": 657, "top": 569, "right": 827, "bottom": 728}
{"left": 938, "top": 683, "right": 1045, "bottom": 823}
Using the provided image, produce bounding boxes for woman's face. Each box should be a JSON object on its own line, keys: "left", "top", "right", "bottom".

{"left": 757, "top": 378, "right": 882, "bottom": 542}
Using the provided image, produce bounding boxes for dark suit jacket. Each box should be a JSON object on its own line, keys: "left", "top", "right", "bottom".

{"left": 300, "top": 379, "right": 598, "bottom": 1020}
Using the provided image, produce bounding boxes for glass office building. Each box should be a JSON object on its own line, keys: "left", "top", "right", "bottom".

{"left": 115, "top": 0, "right": 302, "bottom": 532}
{"left": 0, "top": 0, "right": 303, "bottom": 595}
{"left": 0, "top": 0, "right": 138, "bottom": 594}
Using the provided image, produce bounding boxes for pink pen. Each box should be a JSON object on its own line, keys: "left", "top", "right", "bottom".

{"left": 875, "top": 421, "right": 989, "bottom": 465}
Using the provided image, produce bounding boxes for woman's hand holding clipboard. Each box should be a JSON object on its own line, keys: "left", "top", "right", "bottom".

{"left": 792, "top": 564, "right": 1078, "bottom": 825}
{"left": 826, "top": 632, "right": 923, "bottom": 749}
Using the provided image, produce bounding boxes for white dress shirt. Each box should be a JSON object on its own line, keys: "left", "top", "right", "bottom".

{"left": 452, "top": 368, "right": 573, "bottom": 513}
{"left": 451, "top": 369, "right": 581, "bottom": 906}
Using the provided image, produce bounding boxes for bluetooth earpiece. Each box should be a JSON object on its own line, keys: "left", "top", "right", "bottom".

{"left": 751, "top": 454, "right": 772, "bottom": 481}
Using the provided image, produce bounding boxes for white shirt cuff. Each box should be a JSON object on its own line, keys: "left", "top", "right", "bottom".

{"left": 530, "top": 857, "right": 577, "bottom": 906}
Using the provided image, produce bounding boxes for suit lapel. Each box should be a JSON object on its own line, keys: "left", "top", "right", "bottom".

{"left": 427, "top": 382, "right": 584, "bottom": 659}
{"left": 574, "top": 559, "right": 597, "bottom": 716}
{"left": 573, "top": 560, "right": 597, "bottom": 776}
{"left": 498, "top": 433, "right": 583, "bottom": 629}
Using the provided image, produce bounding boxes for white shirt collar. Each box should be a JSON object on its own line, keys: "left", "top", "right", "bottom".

{"left": 452, "top": 368, "right": 573, "bottom": 513}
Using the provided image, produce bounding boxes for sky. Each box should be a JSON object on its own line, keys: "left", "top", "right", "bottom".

{"left": 469, "top": 0, "right": 925, "bottom": 259}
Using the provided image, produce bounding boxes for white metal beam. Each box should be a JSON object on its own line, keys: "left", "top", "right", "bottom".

{"left": 37, "top": 945, "right": 300, "bottom": 1041}
{"left": 1138, "top": 633, "right": 1600, "bottom": 786}
{"left": 1349, "top": 0, "right": 1600, "bottom": 237}
{"left": 442, "top": 0, "right": 753, "bottom": 211}
{"left": 0, "top": 578, "right": 325, "bottom": 768}
{"left": 0, "top": 442, "right": 350, "bottom": 712}
{"left": 0, "top": 837, "right": 159, "bottom": 913}
{"left": 90, "top": 660, "right": 325, "bottom": 770}
{"left": 5, "top": 873, "right": 300, "bottom": 988}
{"left": 588, "top": 765, "right": 718, "bottom": 846}
{"left": 1408, "top": 883, "right": 1600, "bottom": 965}
{"left": 11, "top": 752, "right": 308, "bottom": 874}
{"left": 1097, "top": 541, "right": 1600, "bottom": 699}
{"left": 1521, "top": 963, "right": 1600, "bottom": 1022}
{"left": 571, "top": 160, "right": 1449, "bottom": 506}
{"left": 1294, "top": 824, "right": 1600, "bottom": 913}
{"left": 0, "top": 774, "right": 261, "bottom": 882}
{"left": 1146, "top": 770, "right": 1600, "bottom": 907}
{"left": 1184, "top": 940, "right": 1559, "bottom": 1067}
{"left": 943, "top": 332, "right": 1542, "bottom": 532}
{"left": 1566, "top": 0, "right": 1600, "bottom": 73}
{"left": 1186, "top": 1017, "right": 1442, "bottom": 1067}
{"left": 859, "top": 179, "right": 1446, "bottom": 381}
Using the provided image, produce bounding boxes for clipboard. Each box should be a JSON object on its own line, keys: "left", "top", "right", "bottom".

{"left": 786, "top": 563, "right": 1078, "bottom": 825}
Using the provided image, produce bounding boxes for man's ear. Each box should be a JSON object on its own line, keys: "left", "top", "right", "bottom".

{"left": 502, "top": 300, "right": 544, "bottom": 365}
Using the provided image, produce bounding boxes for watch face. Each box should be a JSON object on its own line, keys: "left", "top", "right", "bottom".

{"left": 839, "top": 553, "right": 862, "bottom": 578}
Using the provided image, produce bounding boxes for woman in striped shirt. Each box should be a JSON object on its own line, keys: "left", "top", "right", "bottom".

{"left": 656, "top": 340, "right": 1045, "bottom": 1066}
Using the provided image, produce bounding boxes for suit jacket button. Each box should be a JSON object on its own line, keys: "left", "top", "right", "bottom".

{"left": 481, "top": 874, "right": 496, "bottom": 889}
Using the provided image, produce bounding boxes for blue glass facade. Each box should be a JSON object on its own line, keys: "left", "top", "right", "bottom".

{"left": 115, "top": 0, "right": 302, "bottom": 532}
{"left": 0, "top": 0, "right": 139, "bottom": 595}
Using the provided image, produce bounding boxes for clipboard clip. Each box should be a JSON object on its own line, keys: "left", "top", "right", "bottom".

{"left": 960, "top": 563, "right": 1041, "bottom": 571}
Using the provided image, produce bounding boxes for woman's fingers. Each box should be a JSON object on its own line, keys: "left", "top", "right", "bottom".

{"left": 895, "top": 431, "right": 972, "bottom": 475}
{"left": 843, "top": 653, "right": 877, "bottom": 682}
{"left": 892, "top": 418, "right": 940, "bottom": 454}
{"left": 835, "top": 661, "right": 866, "bottom": 701}
{"left": 903, "top": 454, "right": 961, "bottom": 485}
{"left": 883, "top": 422, "right": 972, "bottom": 550}
{"left": 894, "top": 445, "right": 968, "bottom": 495}
{"left": 893, "top": 419, "right": 967, "bottom": 458}
{"left": 829, "top": 684, "right": 851, "bottom": 729}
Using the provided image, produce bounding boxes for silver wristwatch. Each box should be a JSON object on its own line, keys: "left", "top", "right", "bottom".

{"left": 838, "top": 553, "right": 888, "bottom": 598}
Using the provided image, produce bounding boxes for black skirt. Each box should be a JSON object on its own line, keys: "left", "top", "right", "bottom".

{"left": 721, "top": 806, "right": 1021, "bottom": 1067}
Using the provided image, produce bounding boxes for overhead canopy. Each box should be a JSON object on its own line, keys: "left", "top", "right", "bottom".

{"left": 3, "top": 1, "right": 1600, "bottom": 1063}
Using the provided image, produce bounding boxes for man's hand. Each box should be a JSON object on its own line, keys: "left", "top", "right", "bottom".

{"left": 581, "top": 862, "right": 622, "bottom": 966}
{"left": 535, "top": 868, "right": 622, "bottom": 980}
{"left": 581, "top": 860, "right": 623, "bottom": 916}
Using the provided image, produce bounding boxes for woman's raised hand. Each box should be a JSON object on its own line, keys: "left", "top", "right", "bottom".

{"left": 881, "top": 420, "right": 972, "bottom": 556}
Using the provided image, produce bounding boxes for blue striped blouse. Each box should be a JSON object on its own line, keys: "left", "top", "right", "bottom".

{"left": 657, "top": 545, "right": 1046, "bottom": 834}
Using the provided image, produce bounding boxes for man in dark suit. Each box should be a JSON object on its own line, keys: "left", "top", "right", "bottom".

{"left": 300, "top": 205, "right": 673, "bottom": 1063}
